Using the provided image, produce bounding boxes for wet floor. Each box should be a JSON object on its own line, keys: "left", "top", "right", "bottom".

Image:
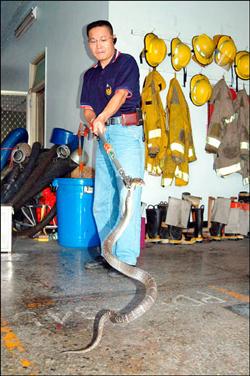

{"left": 1, "top": 236, "right": 249, "bottom": 375}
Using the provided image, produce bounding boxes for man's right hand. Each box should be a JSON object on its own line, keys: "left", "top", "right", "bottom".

{"left": 92, "top": 114, "right": 107, "bottom": 137}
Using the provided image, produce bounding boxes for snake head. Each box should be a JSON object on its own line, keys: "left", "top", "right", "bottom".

{"left": 132, "top": 178, "right": 145, "bottom": 187}
{"left": 124, "top": 176, "right": 145, "bottom": 189}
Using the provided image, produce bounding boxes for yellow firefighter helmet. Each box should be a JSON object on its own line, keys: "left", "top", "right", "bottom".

{"left": 190, "top": 74, "right": 212, "bottom": 106}
{"left": 141, "top": 33, "right": 167, "bottom": 68}
{"left": 192, "top": 34, "right": 215, "bottom": 66}
{"left": 170, "top": 37, "right": 191, "bottom": 71}
{"left": 213, "top": 35, "right": 237, "bottom": 70}
{"left": 234, "top": 51, "right": 250, "bottom": 80}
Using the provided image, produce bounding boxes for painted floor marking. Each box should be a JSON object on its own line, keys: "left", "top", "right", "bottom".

{"left": 208, "top": 285, "right": 249, "bottom": 303}
{"left": 1, "top": 319, "right": 39, "bottom": 375}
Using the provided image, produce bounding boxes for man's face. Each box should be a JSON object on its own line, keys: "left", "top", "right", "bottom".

{"left": 88, "top": 26, "right": 115, "bottom": 67}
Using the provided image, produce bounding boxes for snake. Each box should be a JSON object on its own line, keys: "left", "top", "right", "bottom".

{"left": 63, "top": 128, "right": 157, "bottom": 354}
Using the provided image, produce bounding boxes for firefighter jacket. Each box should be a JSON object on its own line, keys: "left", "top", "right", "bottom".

{"left": 141, "top": 70, "right": 168, "bottom": 175}
{"left": 205, "top": 79, "right": 249, "bottom": 184}
{"left": 234, "top": 88, "right": 249, "bottom": 185}
{"left": 161, "top": 77, "right": 197, "bottom": 186}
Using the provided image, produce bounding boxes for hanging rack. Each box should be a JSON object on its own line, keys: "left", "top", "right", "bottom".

{"left": 131, "top": 29, "right": 193, "bottom": 47}
{"left": 139, "top": 66, "right": 250, "bottom": 88}
{"left": 131, "top": 29, "right": 249, "bottom": 89}
{"left": 131, "top": 29, "right": 249, "bottom": 52}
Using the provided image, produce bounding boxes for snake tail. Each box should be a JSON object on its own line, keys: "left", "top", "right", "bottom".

{"left": 62, "top": 311, "right": 112, "bottom": 354}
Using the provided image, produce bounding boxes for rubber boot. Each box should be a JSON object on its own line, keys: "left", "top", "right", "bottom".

{"left": 159, "top": 223, "right": 169, "bottom": 243}
{"left": 192, "top": 205, "right": 204, "bottom": 242}
{"left": 168, "top": 225, "right": 183, "bottom": 244}
{"left": 146, "top": 205, "right": 161, "bottom": 241}
{"left": 158, "top": 201, "right": 168, "bottom": 242}
{"left": 182, "top": 192, "right": 191, "bottom": 200}
{"left": 210, "top": 222, "right": 225, "bottom": 240}
{"left": 238, "top": 191, "right": 250, "bottom": 203}
{"left": 182, "top": 209, "right": 194, "bottom": 241}
{"left": 158, "top": 201, "right": 168, "bottom": 223}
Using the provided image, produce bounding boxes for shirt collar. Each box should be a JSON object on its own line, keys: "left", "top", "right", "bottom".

{"left": 92, "top": 49, "right": 121, "bottom": 69}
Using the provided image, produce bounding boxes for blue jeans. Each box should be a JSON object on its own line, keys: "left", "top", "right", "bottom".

{"left": 93, "top": 123, "right": 145, "bottom": 266}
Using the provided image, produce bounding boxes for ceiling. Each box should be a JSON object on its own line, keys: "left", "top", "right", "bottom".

{"left": 1, "top": 1, "right": 33, "bottom": 46}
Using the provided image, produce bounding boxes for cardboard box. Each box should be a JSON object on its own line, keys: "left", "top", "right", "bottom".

{"left": 1, "top": 205, "right": 13, "bottom": 253}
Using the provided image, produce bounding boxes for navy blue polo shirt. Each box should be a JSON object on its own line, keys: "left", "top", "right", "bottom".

{"left": 80, "top": 50, "right": 140, "bottom": 116}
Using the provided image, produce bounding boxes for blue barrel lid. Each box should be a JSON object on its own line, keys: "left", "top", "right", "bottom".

{"left": 50, "top": 128, "right": 78, "bottom": 151}
{"left": 52, "top": 177, "right": 94, "bottom": 188}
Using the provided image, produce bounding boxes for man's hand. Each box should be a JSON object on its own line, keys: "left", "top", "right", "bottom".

{"left": 83, "top": 109, "right": 96, "bottom": 132}
{"left": 92, "top": 114, "right": 107, "bottom": 136}
{"left": 86, "top": 89, "right": 128, "bottom": 136}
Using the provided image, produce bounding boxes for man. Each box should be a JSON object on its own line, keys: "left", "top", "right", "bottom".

{"left": 80, "top": 20, "right": 144, "bottom": 277}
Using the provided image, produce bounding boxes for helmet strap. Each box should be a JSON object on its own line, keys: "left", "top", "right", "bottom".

{"left": 139, "top": 50, "right": 144, "bottom": 64}
{"left": 229, "top": 66, "right": 233, "bottom": 88}
{"left": 183, "top": 67, "right": 187, "bottom": 87}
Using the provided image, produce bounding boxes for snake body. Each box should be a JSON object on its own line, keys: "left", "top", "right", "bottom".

{"left": 63, "top": 131, "right": 157, "bottom": 354}
{"left": 64, "top": 178, "right": 157, "bottom": 354}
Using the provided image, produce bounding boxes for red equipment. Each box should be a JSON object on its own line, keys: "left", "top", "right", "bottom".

{"left": 36, "top": 187, "right": 57, "bottom": 225}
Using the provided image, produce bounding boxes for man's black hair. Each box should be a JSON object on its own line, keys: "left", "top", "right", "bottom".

{"left": 86, "top": 20, "right": 114, "bottom": 37}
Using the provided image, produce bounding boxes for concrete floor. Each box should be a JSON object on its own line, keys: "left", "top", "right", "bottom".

{"left": 1, "top": 236, "right": 249, "bottom": 375}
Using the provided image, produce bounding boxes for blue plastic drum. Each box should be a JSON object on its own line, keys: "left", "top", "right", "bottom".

{"left": 52, "top": 178, "right": 100, "bottom": 248}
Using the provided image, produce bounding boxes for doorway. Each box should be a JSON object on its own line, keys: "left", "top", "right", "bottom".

{"left": 36, "top": 88, "right": 45, "bottom": 146}
{"left": 27, "top": 50, "right": 46, "bottom": 147}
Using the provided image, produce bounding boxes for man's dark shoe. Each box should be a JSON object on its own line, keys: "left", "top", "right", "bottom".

{"left": 84, "top": 255, "right": 110, "bottom": 270}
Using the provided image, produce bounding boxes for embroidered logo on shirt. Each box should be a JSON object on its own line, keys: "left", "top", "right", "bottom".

{"left": 105, "top": 84, "right": 112, "bottom": 96}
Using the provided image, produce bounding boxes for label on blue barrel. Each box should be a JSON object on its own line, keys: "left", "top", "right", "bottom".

{"left": 84, "top": 186, "right": 93, "bottom": 194}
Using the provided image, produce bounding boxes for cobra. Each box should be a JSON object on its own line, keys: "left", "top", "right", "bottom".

{"left": 63, "top": 128, "right": 157, "bottom": 354}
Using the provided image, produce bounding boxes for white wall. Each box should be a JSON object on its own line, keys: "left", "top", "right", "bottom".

{"left": 109, "top": 1, "right": 249, "bottom": 213}
{"left": 1, "top": 0, "right": 108, "bottom": 160}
